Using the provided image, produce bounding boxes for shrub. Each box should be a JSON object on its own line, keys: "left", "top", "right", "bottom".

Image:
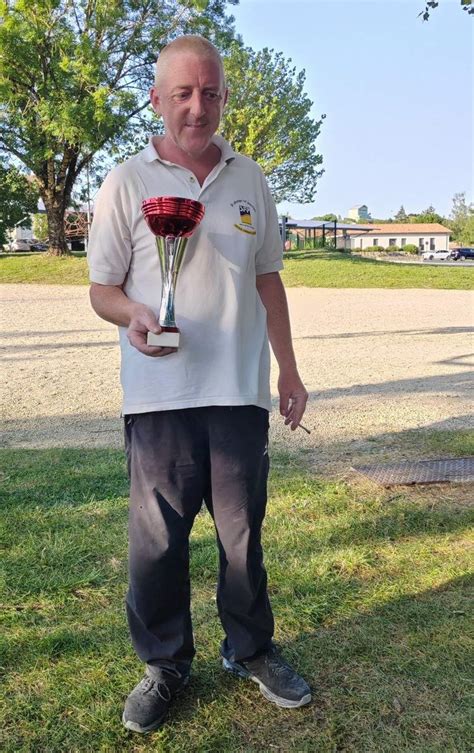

{"left": 363, "top": 245, "right": 386, "bottom": 253}
{"left": 402, "top": 244, "right": 419, "bottom": 255}
{"left": 303, "top": 238, "right": 330, "bottom": 251}
{"left": 387, "top": 245, "right": 400, "bottom": 254}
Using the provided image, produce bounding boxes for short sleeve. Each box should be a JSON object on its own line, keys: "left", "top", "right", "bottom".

{"left": 255, "top": 169, "right": 284, "bottom": 276}
{"left": 87, "top": 166, "right": 134, "bottom": 285}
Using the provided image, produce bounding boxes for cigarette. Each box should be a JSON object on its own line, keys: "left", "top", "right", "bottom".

{"left": 297, "top": 423, "right": 311, "bottom": 435}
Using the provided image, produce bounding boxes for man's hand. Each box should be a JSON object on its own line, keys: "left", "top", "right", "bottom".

{"left": 255, "top": 273, "right": 308, "bottom": 430}
{"left": 278, "top": 371, "right": 308, "bottom": 431}
{"left": 127, "top": 304, "right": 177, "bottom": 358}
{"left": 89, "top": 284, "right": 177, "bottom": 358}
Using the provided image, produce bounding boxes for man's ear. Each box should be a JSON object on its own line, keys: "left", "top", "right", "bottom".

{"left": 223, "top": 87, "right": 229, "bottom": 108}
{"left": 150, "top": 86, "right": 161, "bottom": 116}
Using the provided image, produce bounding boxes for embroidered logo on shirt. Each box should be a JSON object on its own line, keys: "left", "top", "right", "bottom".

{"left": 239, "top": 205, "right": 252, "bottom": 225}
{"left": 232, "top": 199, "right": 257, "bottom": 235}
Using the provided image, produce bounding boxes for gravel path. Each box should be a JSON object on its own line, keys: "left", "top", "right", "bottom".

{"left": 1, "top": 284, "right": 473, "bottom": 473}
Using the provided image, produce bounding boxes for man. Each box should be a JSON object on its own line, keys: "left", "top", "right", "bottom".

{"left": 88, "top": 35, "right": 310, "bottom": 734}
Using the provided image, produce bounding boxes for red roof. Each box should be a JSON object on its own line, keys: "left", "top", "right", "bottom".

{"left": 366, "top": 223, "right": 450, "bottom": 234}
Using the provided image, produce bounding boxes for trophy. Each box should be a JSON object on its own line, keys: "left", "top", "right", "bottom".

{"left": 141, "top": 196, "right": 205, "bottom": 348}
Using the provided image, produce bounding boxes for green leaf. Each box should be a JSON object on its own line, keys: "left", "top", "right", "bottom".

{"left": 190, "top": 0, "right": 209, "bottom": 10}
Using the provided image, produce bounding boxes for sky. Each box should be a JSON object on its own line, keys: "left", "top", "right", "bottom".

{"left": 229, "top": 0, "right": 473, "bottom": 220}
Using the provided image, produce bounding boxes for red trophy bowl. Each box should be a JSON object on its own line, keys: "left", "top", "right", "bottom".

{"left": 141, "top": 196, "right": 205, "bottom": 348}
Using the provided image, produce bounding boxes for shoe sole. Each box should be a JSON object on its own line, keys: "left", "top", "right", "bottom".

{"left": 222, "top": 657, "right": 311, "bottom": 709}
{"left": 122, "top": 712, "right": 167, "bottom": 734}
{"left": 122, "top": 677, "right": 189, "bottom": 734}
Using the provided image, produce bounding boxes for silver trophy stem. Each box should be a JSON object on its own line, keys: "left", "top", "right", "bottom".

{"left": 157, "top": 235, "right": 189, "bottom": 327}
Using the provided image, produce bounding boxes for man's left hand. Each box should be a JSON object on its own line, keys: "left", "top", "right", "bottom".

{"left": 278, "top": 372, "right": 308, "bottom": 431}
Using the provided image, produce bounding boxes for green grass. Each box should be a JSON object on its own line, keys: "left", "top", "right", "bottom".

{"left": 1, "top": 445, "right": 473, "bottom": 752}
{"left": 420, "top": 428, "right": 474, "bottom": 457}
{"left": 281, "top": 250, "right": 474, "bottom": 289}
{"left": 1, "top": 250, "right": 473, "bottom": 289}
{"left": 0, "top": 253, "right": 88, "bottom": 284}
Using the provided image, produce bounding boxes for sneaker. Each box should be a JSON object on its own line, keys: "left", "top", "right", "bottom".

{"left": 122, "top": 667, "right": 189, "bottom": 733}
{"left": 223, "top": 646, "right": 311, "bottom": 708}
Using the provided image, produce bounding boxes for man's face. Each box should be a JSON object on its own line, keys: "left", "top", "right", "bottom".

{"left": 150, "top": 52, "right": 228, "bottom": 159}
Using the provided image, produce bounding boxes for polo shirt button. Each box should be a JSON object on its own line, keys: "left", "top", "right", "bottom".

{"left": 189, "top": 176, "right": 195, "bottom": 182}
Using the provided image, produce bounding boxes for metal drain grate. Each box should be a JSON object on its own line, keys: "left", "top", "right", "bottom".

{"left": 351, "top": 457, "right": 474, "bottom": 486}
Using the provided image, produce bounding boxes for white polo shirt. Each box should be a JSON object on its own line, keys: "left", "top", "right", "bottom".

{"left": 87, "top": 135, "right": 283, "bottom": 415}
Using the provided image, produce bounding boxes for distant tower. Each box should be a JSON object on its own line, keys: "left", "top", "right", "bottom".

{"left": 348, "top": 204, "right": 370, "bottom": 221}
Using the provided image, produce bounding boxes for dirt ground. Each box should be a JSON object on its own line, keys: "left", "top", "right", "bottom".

{"left": 1, "top": 284, "right": 473, "bottom": 476}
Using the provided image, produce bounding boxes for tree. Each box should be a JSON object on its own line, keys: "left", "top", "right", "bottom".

{"left": 408, "top": 206, "right": 446, "bottom": 224}
{"left": 222, "top": 43, "right": 324, "bottom": 204}
{"left": 394, "top": 205, "right": 408, "bottom": 222}
{"left": 0, "top": 0, "right": 237, "bottom": 255}
{"left": 449, "top": 192, "right": 474, "bottom": 242}
{"left": 419, "top": 1, "right": 473, "bottom": 21}
{"left": 0, "top": 159, "right": 39, "bottom": 246}
{"left": 313, "top": 214, "right": 338, "bottom": 222}
{"left": 459, "top": 214, "right": 474, "bottom": 245}
{"left": 32, "top": 213, "right": 49, "bottom": 242}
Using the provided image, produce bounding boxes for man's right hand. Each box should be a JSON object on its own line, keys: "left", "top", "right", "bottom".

{"left": 127, "top": 304, "right": 177, "bottom": 358}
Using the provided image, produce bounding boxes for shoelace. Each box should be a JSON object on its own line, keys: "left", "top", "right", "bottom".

{"left": 141, "top": 675, "right": 171, "bottom": 701}
{"left": 265, "top": 651, "right": 294, "bottom": 677}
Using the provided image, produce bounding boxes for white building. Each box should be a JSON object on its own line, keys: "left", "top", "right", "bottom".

{"left": 348, "top": 204, "right": 370, "bottom": 221}
{"left": 4, "top": 200, "right": 45, "bottom": 251}
{"left": 349, "top": 223, "right": 451, "bottom": 252}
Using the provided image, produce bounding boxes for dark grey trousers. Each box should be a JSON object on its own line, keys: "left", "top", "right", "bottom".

{"left": 124, "top": 406, "right": 274, "bottom": 676}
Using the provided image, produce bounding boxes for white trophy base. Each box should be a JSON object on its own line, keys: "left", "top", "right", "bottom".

{"left": 147, "top": 330, "right": 180, "bottom": 348}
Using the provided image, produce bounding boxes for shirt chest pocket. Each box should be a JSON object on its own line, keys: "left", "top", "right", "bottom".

{"left": 205, "top": 202, "right": 259, "bottom": 274}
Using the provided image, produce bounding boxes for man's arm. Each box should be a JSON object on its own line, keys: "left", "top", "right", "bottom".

{"left": 256, "top": 272, "right": 308, "bottom": 430}
{"left": 89, "top": 283, "right": 175, "bottom": 357}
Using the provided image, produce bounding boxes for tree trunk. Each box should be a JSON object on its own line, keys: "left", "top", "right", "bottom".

{"left": 44, "top": 198, "right": 69, "bottom": 256}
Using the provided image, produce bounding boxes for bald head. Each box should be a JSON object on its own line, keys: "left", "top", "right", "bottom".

{"left": 155, "top": 35, "right": 225, "bottom": 90}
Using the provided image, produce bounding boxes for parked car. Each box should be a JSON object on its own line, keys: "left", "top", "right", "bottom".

{"left": 30, "top": 240, "right": 48, "bottom": 252}
{"left": 9, "top": 238, "right": 48, "bottom": 252}
{"left": 450, "top": 247, "right": 474, "bottom": 261}
{"left": 11, "top": 239, "right": 33, "bottom": 251}
{"left": 422, "top": 250, "right": 451, "bottom": 261}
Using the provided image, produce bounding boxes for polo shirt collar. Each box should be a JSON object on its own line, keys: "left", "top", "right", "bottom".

{"left": 142, "top": 134, "right": 236, "bottom": 165}
{"left": 211, "top": 134, "right": 236, "bottom": 163}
